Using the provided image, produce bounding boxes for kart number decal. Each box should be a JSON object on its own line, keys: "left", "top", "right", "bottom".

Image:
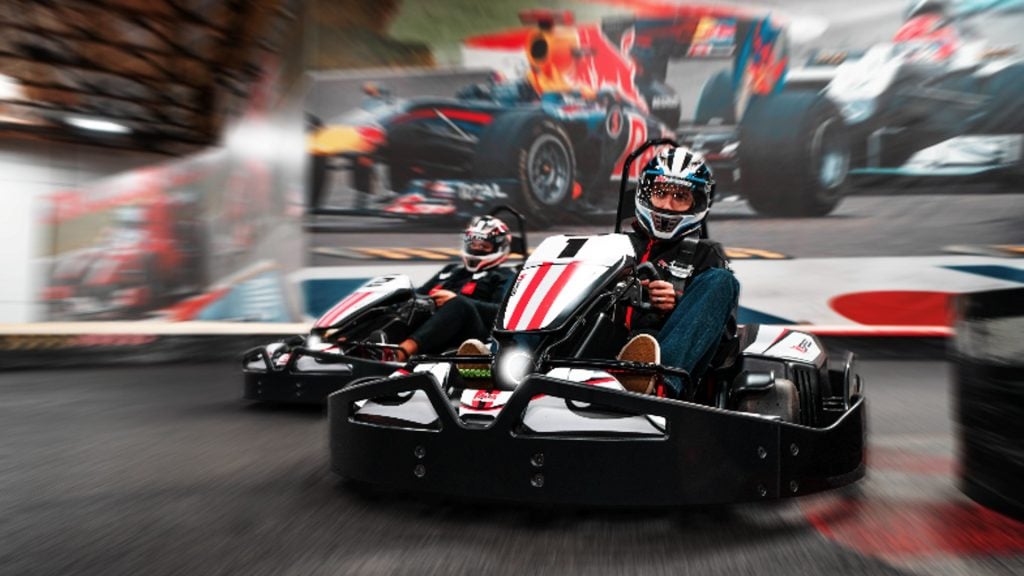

{"left": 364, "top": 275, "right": 398, "bottom": 288}
{"left": 557, "top": 238, "right": 588, "bottom": 259}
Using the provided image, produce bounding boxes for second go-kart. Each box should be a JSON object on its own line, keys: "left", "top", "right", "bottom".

{"left": 242, "top": 207, "right": 528, "bottom": 405}
{"left": 242, "top": 274, "right": 433, "bottom": 405}
{"left": 327, "top": 140, "right": 866, "bottom": 506}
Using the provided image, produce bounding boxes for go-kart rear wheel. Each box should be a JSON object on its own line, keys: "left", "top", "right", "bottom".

{"left": 739, "top": 91, "right": 850, "bottom": 217}
{"left": 735, "top": 377, "right": 800, "bottom": 423}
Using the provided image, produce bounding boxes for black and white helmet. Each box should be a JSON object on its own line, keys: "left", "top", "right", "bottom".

{"left": 461, "top": 215, "right": 511, "bottom": 272}
{"left": 635, "top": 146, "right": 714, "bottom": 241}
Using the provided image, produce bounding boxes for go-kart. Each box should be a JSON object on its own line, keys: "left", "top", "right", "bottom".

{"left": 327, "top": 140, "right": 866, "bottom": 506}
{"left": 242, "top": 207, "right": 528, "bottom": 405}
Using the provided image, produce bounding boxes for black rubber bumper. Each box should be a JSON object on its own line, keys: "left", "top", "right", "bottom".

{"left": 243, "top": 352, "right": 400, "bottom": 405}
{"left": 328, "top": 373, "right": 865, "bottom": 507}
{"left": 244, "top": 369, "right": 354, "bottom": 405}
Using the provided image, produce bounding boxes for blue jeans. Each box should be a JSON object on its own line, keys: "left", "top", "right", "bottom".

{"left": 655, "top": 268, "right": 740, "bottom": 397}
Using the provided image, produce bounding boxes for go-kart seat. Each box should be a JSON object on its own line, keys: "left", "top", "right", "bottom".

{"left": 696, "top": 321, "right": 760, "bottom": 405}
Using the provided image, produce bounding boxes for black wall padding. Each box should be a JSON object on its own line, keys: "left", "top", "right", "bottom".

{"left": 952, "top": 287, "right": 1024, "bottom": 521}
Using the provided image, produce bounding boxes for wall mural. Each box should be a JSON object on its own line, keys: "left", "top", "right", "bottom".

{"left": 302, "top": 0, "right": 1024, "bottom": 330}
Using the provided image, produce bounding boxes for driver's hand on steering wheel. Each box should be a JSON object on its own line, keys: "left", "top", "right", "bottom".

{"left": 643, "top": 279, "right": 678, "bottom": 313}
{"left": 430, "top": 289, "right": 457, "bottom": 308}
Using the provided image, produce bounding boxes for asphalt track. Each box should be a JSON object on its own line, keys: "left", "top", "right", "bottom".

{"left": 2, "top": 359, "right": 1022, "bottom": 576}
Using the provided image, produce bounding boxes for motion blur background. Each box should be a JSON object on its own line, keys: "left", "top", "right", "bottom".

{"left": 1, "top": 1, "right": 1022, "bottom": 575}
{"left": 5, "top": 0, "right": 1021, "bottom": 327}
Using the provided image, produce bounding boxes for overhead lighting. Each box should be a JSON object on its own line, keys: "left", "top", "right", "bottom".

{"left": 66, "top": 116, "right": 131, "bottom": 134}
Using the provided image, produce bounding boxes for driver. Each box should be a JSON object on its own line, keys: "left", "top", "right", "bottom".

{"left": 619, "top": 146, "right": 740, "bottom": 398}
{"left": 393, "top": 215, "right": 516, "bottom": 360}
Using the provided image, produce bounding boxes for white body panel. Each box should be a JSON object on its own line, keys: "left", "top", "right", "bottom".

{"left": 314, "top": 274, "right": 414, "bottom": 329}
{"left": 502, "top": 234, "right": 634, "bottom": 331}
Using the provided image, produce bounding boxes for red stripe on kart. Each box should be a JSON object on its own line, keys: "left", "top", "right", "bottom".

{"left": 316, "top": 291, "right": 372, "bottom": 328}
{"left": 507, "top": 263, "right": 553, "bottom": 330}
{"left": 527, "top": 261, "right": 580, "bottom": 330}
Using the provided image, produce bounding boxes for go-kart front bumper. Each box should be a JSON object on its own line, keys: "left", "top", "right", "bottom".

{"left": 327, "top": 372, "right": 866, "bottom": 507}
{"left": 243, "top": 346, "right": 400, "bottom": 405}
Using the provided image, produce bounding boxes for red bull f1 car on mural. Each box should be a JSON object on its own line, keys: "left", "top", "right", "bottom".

{"left": 309, "top": 7, "right": 847, "bottom": 224}
{"left": 685, "top": 0, "right": 1024, "bottom": 215}
{"left": 326, "top": 140, "right": 866, "bottom": 506}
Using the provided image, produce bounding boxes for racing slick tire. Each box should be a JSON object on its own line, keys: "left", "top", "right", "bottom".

{"left": 694, "top": 69, "right": 736, "bottom": 125}
{"left": 739, "top": 91, "right": 850, "bottom": 217}
{"left": 972, "top": 63, "right": 1024, "bottom": 187}
{"left": 473, "top": 111, "right": 575, "bottom": 227}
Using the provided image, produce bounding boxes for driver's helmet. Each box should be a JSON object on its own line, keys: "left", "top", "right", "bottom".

{"left": 461, "top": 215, "right": 512, "bottom": 272}
{"left": 635, "top": 146, "right": 713, "bottom": 241}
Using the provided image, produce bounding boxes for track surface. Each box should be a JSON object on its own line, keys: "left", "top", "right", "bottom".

{"left": 2, "top": 360, "right": 1022, "bottom": 576}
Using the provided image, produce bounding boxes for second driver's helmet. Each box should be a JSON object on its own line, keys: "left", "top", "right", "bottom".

{"left": 461, "top": 215, "right": 512, "bottom": 272}
{"left": 635, "top": 146, "right": 714, "bottom": 241}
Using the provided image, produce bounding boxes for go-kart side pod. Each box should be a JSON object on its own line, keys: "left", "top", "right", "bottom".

{"left": 328, "top": 371, "right": 865, "bottom": 507}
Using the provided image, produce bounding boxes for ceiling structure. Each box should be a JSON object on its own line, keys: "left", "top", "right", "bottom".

{"left": 0, "top": 0, "right": 302, "bottom": 155}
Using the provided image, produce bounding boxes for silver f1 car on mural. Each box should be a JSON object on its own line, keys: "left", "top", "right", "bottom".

{"left": 327, "top": 140, "right": 866, "bottom": 506}
{"left": 685, "top": 0, "right": 1024, "bottom": 214}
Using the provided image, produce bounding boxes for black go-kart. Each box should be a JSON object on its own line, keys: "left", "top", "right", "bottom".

{"left": 327, "top": 140, "right": 866, "bottom": 506}
{"left": 243, "top": 208, "right": 528, "bottom": 405}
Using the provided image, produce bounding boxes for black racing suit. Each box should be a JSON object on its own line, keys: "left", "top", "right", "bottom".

{"left": 409, "top": 262, "right": 516, "bottom": 354}
{"left": 626, "top": 223, "right": 734, "bottom": 334}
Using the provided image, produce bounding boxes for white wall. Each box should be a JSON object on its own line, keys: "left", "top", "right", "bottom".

{"left": 0, "top": 140, "right": 161, "bottom": 322}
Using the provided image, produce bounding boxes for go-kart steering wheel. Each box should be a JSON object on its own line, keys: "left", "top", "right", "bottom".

{"left": 634, "top": 262, "right": 662, "bottom": 311}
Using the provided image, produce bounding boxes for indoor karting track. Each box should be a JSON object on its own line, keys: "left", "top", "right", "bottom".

{"left": 3, "top": 359, "right": 1022, "bottom": 576}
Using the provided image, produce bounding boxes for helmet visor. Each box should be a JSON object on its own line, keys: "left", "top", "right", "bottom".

{"left": 464, "top": 237, "right": 495, "bottom": 256}
{"left": 639, "top": 174, "right": 708, "bottom": 215}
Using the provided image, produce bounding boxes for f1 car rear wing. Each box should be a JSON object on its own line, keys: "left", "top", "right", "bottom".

{"left": 602, "top": 11, "right": 791, "bottom": 123}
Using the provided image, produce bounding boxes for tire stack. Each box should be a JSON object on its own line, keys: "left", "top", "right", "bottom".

{"left": 952, "top": 287, "right": 1024, "bottom": 521}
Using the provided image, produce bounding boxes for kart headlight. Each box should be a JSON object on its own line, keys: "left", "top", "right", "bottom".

{"left": 839, "top": 99, "right": 876, "bottom": 124}
{"left": 495, "top": 348, "right": 534, "bottom": 389}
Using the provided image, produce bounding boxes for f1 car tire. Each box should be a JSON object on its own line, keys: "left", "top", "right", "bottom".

{"left": 739, "top": 91, "right": 850, "bottom": 217}
{"left": 973, "top": 63, "right": 1024, "bottom": 186}
{"left": 309, "top": 154, "right": 328, "bottom": 212}
{"left": 694, "top": 69, "right": 736, "bottom": 125}
{"left": 474, "top": 112, "right": 575, "bottom": 226}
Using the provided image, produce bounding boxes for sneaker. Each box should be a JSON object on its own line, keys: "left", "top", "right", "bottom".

{"left": 616, "top": 334, "right": 660, "bottom": 395}
{"left": 457, "top": 339, "right": 491, "bottom": 373}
